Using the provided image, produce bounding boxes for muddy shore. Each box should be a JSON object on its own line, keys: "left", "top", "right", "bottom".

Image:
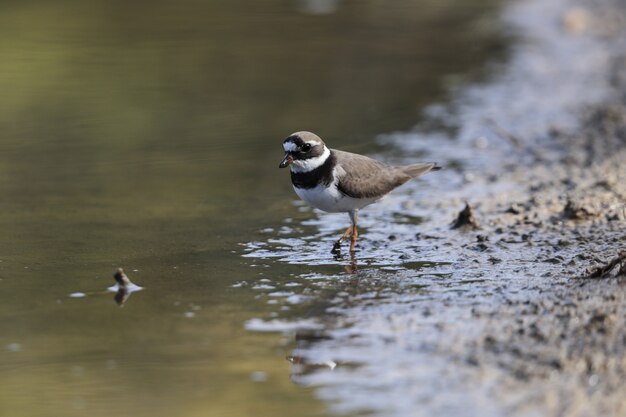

{"left": 244, "top": 0, "right": 626, "bottom": 415}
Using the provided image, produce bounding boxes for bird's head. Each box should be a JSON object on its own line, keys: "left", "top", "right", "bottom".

{"left": 279, "top": 131, "right": 329, "bottom": 172}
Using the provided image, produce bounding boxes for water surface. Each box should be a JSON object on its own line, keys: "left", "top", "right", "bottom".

{"left": 0, "top": 1, "right": 504, "bottom": 416}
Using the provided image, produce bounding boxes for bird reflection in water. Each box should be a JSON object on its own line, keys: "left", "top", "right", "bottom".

{"left": 287, "top": 354, "right": 337, "bottom": 379}
{"left": 287, "top": 329, "right": 338, "bottom": 382}
{"left": 333, "top": 250, "right": 359, "bottom": 274}
{"left": 108, "top": 268, "right": 143, "bottom": 306}
{"left": 286, "top": 255, "right": 369, "bottom": 382}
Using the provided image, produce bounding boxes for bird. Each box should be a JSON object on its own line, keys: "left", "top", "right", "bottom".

{"left": 279, "top": 131, "right": 440, "bottom": 254}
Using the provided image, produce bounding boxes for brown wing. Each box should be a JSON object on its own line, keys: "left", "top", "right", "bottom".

{"left": 333, "top": 150, "right": 439, "bottom": 199}
{"left": 333, "top": 150, "right": 409, "bottom": 199}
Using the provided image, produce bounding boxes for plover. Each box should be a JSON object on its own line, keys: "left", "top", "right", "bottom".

{"left": 279, "top": 131, "right": 440, "bottom": 253}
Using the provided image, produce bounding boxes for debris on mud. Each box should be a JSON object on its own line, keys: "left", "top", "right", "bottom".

{"left": 584, "top": 251, "right": 626, "bottom": 278}
{"left": 450, "top": 202, "right": 480, "bottom": 229}
{"left": 562, "top": 198, "right": 598, "bottom": 220}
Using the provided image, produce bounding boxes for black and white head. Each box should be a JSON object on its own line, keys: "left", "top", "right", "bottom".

{"left": 279, "top": 131, "right": 330, "bottom": 172}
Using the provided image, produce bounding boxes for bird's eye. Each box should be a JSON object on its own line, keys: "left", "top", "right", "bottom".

{"left": 301, "top": 144, "right": 311, "bottom": 152}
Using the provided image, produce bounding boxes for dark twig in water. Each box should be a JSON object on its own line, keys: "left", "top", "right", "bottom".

{"left": 114, "top": 288, "right": 130, "bottom": 306}
{"left": 451, "top": 202, "right": 480, "bottom": 230}
{"left": 114, "top": 267, "right": 132, "bottom": 289}
{"left": 584, "top": 251, "right": 626, "bottom": 278}
{"left": 112, "top": 268, "right": 142, "bottom": 307}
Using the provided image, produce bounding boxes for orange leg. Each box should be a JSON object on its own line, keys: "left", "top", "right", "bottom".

{"left": 349, "top": 225, "right": 358, "bottom": 253}
{"left": 348, "top": 211, "right": 359, "bottom": 253}
{"left": 332, "top": 225, "right": 352, "bottom": 254}
{"left": 332, "top": 211, "right": 359, "bottom": 255}
{"left": 338, "top": 225, "right": 354, "bottom": 244}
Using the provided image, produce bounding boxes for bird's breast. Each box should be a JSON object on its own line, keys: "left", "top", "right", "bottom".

{"left": 293, "top": 183, "right": 379, "bottom": 213}
{"left": 293, "top": 183, "right": 343, "bottom": 212}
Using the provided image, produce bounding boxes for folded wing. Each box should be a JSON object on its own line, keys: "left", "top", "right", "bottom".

{"left": 333, "top": 149, "right": 438, "bottom": 199}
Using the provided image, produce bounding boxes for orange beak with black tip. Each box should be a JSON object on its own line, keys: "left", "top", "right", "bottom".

{"left": 279, "top": 153, "right": 294, "bottom": 168}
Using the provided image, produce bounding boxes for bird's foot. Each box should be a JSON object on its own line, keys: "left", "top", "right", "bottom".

{"left": 331, "top": 240, "right": 342, "bottom": 255}
{"left": 330, "top": 242, "right": 341, "bottom": 255}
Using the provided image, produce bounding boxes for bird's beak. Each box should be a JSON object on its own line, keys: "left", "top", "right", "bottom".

{"left": 279, "top": 153, "right": 293, "bottom": 168}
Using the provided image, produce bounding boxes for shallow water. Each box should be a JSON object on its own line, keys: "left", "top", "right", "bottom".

{"left": 242, "top": 0, "right": 626, "bottom": 415}
{"left": 0, "top": 1, "right": 505, "bottom": 416}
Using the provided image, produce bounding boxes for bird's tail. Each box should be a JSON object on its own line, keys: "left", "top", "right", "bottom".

{"left": 400, "top": 162, "right": 441, "bottom": 178}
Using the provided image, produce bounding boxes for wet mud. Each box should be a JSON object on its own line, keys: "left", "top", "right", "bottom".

{"left": 243, "top": 0, "right": 626, "bottom": 415}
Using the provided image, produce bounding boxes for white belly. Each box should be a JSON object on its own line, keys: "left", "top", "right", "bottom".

{"left": 293, "top": 184, "right": 378, "bottom": 213}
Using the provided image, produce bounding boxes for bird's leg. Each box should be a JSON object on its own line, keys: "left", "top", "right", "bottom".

{"left": 344, "top": 250, "right": 358, "bottom": 274}
{"left": 349, "top": 226, "right": 358, "bottom": 253}
{"left": 332, "top": 225, "right": 353, "bottom": 254}
{"left": 332, "top": 211, "right": 360, "bottom": 254}
{"left": 349, "top": 210, "right": 358, "bottom": 253}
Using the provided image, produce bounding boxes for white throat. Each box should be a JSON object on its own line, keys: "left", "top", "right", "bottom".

{"left": 290, "top": 146, "right": 331, "bottom": 173}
